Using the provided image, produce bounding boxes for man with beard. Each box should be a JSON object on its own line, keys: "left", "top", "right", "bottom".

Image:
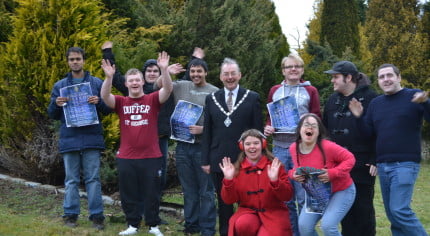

{"left": 156, "top": 54, "right": 218, "bottom": 236}
{"left": 323, "top": 61, "right": 377, "bottom": 236}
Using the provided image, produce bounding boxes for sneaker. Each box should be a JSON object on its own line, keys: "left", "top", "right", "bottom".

{"left": 63, "top": 215, "right": 77, "bottom": 228}
{"left": 91, "top": 218, "right": 105, "bottom": 230}
{"left": 119, "top": 225, "right": 138, "bottom": 235}
{"left": 149, "top": 226, "right": 164, "bottom": 236}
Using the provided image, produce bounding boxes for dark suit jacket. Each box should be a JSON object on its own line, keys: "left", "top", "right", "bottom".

{"left": 202, "top": 86, "right": 263, "bottom": 172}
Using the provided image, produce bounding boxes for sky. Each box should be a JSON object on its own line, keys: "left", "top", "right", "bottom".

{"left": 272, "top": 0, "right": 428, "bottom": 52}
{"left": 272, "top": 0, "right": 316, "bottom": 51}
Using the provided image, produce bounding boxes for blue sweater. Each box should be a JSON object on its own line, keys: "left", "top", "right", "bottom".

{"left": 47, "top": 71, "right": 112, "bottom": 153}
{"left": 359, "top": 88, "right": 430, "bottom": 163}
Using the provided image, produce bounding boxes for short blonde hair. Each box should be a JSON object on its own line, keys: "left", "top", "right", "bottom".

{"left": 281, "top": 53, "right": 304, "bottom": 69}
{"left": 125, "top": 68, "right": 143, "bottom": 81}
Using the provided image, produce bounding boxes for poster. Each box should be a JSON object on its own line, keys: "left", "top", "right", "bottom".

{"left": 267, "top": 96, "right": 300, "bottom": 133}
{"left": 170, "top": 100, "right": 203, "bottom": 143}
{"left": 60, "top": 82, "right": 99, "bottom": 127}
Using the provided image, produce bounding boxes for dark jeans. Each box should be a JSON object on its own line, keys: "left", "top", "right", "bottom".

{"left": 341, "top": 183, "right": 376, "bottom": 236}
{"left": 212, "top": 171, "right": 233, "bottom": 236}
{"left": 175, "top": 142, "right": 216, "bottom": 235}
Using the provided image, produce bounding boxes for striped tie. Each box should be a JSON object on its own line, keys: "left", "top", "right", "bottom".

{"left": 227, "top": 91, "right": 233, "bottom": 111}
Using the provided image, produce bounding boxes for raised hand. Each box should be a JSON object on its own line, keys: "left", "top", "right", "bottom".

{"left": 157, "top": 51, "right": 170, "bottom": 70}
{"left": 267, "top": 158, "right": 281, "bottom": 181}
{"left": 101, "top": 41, "right": 113, "bottom": 49}
{"left": 101, "top": 59, "right": 116, "bottom": 79}
{"left": 192, "top": 47, "right": 205, "bottom": 59}
{"left": 168, "top": 63, "right": 185, "bottom": 75}
{"left": 412, "top": 91, "right": 429, "bottom": 103}
{"left": 219, "top": 157, "right": 235, "bottom": 180}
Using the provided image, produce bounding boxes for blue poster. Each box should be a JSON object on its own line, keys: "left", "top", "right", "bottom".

{"left": 267, "top": 96, "right": 300, "bottom": 133}
{"left": 296, "top": 167, "right": 332, "bottom": 214}
{"left": 60, "top": 82, "right": 99, "bottom": 127}
{"left": 170, "top": 100, "right": 203, "bottom": 143}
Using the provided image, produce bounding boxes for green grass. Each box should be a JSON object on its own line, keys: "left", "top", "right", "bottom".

{"left": 0, "top": 161, "right": 429, "bottom": 235}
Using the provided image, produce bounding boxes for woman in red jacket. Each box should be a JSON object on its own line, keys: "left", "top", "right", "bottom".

{"left": 219, "top": 129, "right": 293, "bottom": 236}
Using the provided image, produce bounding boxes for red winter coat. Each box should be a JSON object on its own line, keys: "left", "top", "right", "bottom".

{"left": 221, "top": 155, "right": 294, "bottom": 236}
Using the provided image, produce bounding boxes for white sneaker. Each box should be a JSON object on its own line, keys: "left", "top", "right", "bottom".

{"left": 119, "top": 225, "right": 138, "bottom": 235}
{"left": 149, "top": 226, "right": 164, "bottom": 236}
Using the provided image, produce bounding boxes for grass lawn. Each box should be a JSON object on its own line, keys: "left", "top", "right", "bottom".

{"left": 0, "top": 161, "right": 429, "bottom": 235}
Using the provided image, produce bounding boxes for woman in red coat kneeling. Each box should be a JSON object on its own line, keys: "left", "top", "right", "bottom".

{"left": 219, "top": 129, "right": 294, "bottom": 236}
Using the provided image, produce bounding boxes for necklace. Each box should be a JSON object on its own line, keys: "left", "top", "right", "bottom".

{"left": 211, "top": 89, "right": 250, "bottom": 127}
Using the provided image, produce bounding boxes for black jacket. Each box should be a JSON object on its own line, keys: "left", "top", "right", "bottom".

{"left": 323, "top": 83, "right": 378, "bottom": 184}
{"left": 202, "top": 87, "right": 263, "bottom": 172}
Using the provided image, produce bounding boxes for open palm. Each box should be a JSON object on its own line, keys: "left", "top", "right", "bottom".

{"left": 219, "top": 157, "right": 235, "bottom": 180}
{"left": 267, "top": 158, "right": 281, "bottom": 181}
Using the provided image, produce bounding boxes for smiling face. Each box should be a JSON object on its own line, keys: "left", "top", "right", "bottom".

{"left": 144, "top": 65, "right": 160, "bottom": 83}
{"left": 331, "top": 73, "right": 350, "bottom": 94}
{"left": 377, "top": 67, "right": 402, "bottom": 95}
{"left": 299, "top": 116, "right": 320, "bottom": 146}
{"left": 282, "top": 58, "right": 304, "bottom": 85}
{"left": 125, "top": 72, "right": 144, "bottom": 98}
{"left": 243, "top": 135, "right": 263, "bottom": 163}
{"left": 189, "top": 65, "right": 207, "bottom": 87}
{"left": 220, "top": 63, "right": 241, "bottom": 91}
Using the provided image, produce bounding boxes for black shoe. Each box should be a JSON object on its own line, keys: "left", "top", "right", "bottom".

{"left": 63, "top": 215, "right": 77, "bottom": 228}
{"left": 91, "top": 218, "right": 105, "bottom": 230}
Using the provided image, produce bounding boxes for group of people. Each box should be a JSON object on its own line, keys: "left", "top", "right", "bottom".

{"left": 48, "top": 44, "right": 429, "bottom": 236}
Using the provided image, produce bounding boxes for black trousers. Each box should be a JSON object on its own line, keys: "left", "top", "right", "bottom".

{"left": 211, "top": 171, "right": 233, "bottom": 236}
{"left": 117, "top": 158, "right": 162, "bottom": 228}
{"left": 341, "top": 183, "right": 376, "bottom": 236}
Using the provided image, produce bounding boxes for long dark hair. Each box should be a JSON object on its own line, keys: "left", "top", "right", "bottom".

{"left": 234, "top": 129, "right": 275, "bottom": 171}
{"left": 294, "top": 113, "right": 328, "bottom": 167}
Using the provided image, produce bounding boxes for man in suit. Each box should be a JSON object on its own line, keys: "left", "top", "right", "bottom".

{"left": 201, "top": 57, "right": 263, "bottom": 236}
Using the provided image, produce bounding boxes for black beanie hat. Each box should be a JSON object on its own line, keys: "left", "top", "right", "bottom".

{"left": 141, "top": 59, "right": 160, "bottom": 79}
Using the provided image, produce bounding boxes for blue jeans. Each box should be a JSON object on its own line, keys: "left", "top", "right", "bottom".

{"left": 62, "top": 149, "right": 104, "bottom": 219}
{"left": 378, "top": 162, "right": 428, "bottom": 236}
{"left": 175, "top": 142, "right": 216, "bottom": 235}
{"left": 299, "top": 184, "right": 356, "bottom": 236}
{"left": 273, "top": 145, "right": 304, "bottom": 236}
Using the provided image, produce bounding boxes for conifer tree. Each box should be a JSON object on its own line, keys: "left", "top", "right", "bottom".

{"left": 0, "top": 0, "right": 16, "bottom": 42}
{"left": 320, "top": 0, "right": 360, "bottom": 57}
{"left": 365, "top": 0, "right": 429, "bottom": 87}
{"left": 301, "top": 0, "right": 323, "bottom": 64}
{"left": 164, "top": 0, "right": 288, "bottom": 102}
{"left": 0, "top": 0, "right": 111, "bottom": 179}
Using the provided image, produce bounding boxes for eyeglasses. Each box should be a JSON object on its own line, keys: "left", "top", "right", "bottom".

{"left": 283, "top": 65, "right": 304, "bottom": 69}
{"left": 303, "top": 123, "right": 318, "bottom": 129}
